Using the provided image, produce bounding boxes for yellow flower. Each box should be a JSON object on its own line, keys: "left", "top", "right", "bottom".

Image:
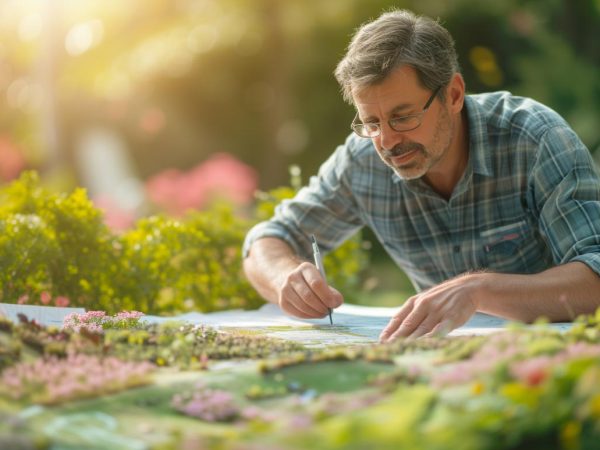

{"left": 588, "top": 393, "right": 600, "bottom": 419}
{"left": 471, "top": 381, "right": 485, "bottom": 395}
{"left": 560, "top": 420, "right": 581, "bottom": 450}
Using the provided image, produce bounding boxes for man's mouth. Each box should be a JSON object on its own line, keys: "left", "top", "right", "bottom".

{"left": 390, "top": 149, "right": 419, "bottom": 165}
{"left": 383, "top": 143, "right": 424, "bottom": 166}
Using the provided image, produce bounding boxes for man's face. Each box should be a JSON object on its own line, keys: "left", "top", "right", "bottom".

{"left": 352, "top": 66, "right": 455, "bottom": 181}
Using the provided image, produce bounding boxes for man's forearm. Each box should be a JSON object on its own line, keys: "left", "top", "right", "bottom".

{"left": 477, "top": 261, "right": 600, "bottom": 322}
{"left": 243, "top": 237, "right": 304, "bottom": 305}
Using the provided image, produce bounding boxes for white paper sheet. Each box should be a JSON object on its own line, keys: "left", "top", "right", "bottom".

{"left": 0, "top": 303, "right": 85, "bottom": 327}
{"left": 143, "top": 303, "right": 574, "bottom": 347}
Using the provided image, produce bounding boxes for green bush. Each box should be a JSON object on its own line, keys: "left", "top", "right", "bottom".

{"left": 118, "top": 207, "right": 264, "bottom": 314}
{"left": 0, "top": 171, "right": 368, "bottom": 314}
{"left": 0, "top": 172, "right": 117, "bottom": 308}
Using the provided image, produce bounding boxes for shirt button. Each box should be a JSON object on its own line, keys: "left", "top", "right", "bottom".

{"left": 453, "top": 245, "right": 461, "bottom": 253}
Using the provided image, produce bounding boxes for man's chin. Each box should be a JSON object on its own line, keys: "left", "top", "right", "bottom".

{"left": 390, "top": 164, "right": 425, "bottom": 180}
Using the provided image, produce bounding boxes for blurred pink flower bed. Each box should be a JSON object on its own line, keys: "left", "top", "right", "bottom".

{"left": 146, "top": 152, "right": 258, "bottom": 216}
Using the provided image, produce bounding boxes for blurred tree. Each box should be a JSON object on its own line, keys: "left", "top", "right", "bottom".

{"left": 0, "top": 0, "right": 598, "bottom": 191}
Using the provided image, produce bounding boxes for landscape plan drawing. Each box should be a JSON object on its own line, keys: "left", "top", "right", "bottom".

{"left": 143, "top": 303, "right": 574, "bottom": 347}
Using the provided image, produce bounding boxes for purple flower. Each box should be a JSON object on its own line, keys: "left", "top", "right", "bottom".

{"left": 172, "top": 387, "right": 239, "bottom": 422}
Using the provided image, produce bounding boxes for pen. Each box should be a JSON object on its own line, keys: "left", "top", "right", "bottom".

{"left": 310, "top": 234, "right": 333, "bottom": 325}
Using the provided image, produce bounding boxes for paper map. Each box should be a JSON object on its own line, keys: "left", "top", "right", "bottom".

{"left": 0, "top": 302, "right": 573, "bottom": 347}
{"left": 0, "top": 303, "right": 85, "bottom": 327}
{"left": 143, "top": 303, "right": 574, "bottom": 348}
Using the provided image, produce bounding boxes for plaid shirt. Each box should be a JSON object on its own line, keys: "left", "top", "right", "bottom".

{"left": 243, "top": 91, "right": 600, "bottom": 291}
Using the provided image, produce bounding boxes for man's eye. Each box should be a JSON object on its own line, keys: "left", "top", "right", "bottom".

{"left": 391, "top": 116, "right": 412, "bottom": 124}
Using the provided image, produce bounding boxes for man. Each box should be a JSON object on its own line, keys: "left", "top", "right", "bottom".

{"left": 242, "top": 9, "right": 600, "bottom": 342}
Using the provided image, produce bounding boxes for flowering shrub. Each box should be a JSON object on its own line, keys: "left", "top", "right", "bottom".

{"left": 62, "top": 310, "right": 144, "bottom": 334}
{"left": 102, "top": 322, "right": 304, "bottom": 369}
{"left": 0, "top": 171, "right": 368, "bottom": 314}
{"left": 432, "top": 332, "right": 600, "bottom": 388}
{"left": 0, "top": 353, "right": 154, "bottom": 405}
{"left": 0, "top": 172, "right": 117, "bottom": 309}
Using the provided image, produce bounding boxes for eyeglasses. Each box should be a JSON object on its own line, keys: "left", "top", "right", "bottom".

{"left": 351, "top": 86, "right": 441, "bottom": 138}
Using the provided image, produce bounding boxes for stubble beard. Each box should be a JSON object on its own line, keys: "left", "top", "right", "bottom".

{"left": 382, "top": 106, "right": 454, "bottom": 180}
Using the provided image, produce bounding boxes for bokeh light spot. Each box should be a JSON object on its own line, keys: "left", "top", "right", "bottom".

{"left": 277, "top": 120, "right": 309, "bottom": 155}
{"left": 18, "top": 13, "right": 42, "bottom": 42}
{"left": 65, "top": 19, "right": 104, "bottom": 56}
{"left": 187, "top": 25, "right": 218, "bottom": 54}
{"left": 139, "top": 107, "right": 166, "bottom": 135}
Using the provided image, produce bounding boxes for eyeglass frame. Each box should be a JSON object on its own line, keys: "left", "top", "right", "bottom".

{"left": 351, "top": 86, "right": 442, "bottom": 138}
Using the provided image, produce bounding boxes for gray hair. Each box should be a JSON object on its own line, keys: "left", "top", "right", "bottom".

{"left": 334, "top": 9, "right": 460, "bottom": 104}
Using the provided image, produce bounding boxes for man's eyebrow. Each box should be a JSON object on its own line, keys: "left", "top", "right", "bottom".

{"left": 361, "top": 102, "right": 415, "bottom": 122}
{"left": 389, "top": 102, "right": 415, "bottom": 115}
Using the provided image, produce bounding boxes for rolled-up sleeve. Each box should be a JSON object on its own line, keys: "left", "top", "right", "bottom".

{"left": 529, "top": 125, "right": 600, "bottom": 276}
{"left": 243, "top": 136, "right": 365, "bottom": 260}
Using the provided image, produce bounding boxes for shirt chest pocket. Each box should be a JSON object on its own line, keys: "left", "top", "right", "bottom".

{"left": 479, "top": 220, "right": 549, "bottom": 273}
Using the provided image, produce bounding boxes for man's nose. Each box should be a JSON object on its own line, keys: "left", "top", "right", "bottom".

{"left": 378, "top": 122, "right": 405, "bottom": 150}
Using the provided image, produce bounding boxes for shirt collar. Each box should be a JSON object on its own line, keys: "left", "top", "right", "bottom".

{"left": 390, "top": 94, "right": 493, "bottom": 185}
{"left": 464, "top": 95, "right": 493, "bottom": 177}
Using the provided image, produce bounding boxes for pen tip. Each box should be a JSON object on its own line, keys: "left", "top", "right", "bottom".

{"left": 310, "top": 234, "right": 316, "bottom": 244}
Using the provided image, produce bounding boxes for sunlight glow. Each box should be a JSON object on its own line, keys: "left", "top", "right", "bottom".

{"left": 18, "top": 13, "right": 42, "bottom": 42}
{"left": 65, "top": 19, "right": 104, "bottom": 56}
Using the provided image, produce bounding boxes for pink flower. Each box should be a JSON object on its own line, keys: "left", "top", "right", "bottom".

{"left": 93, "top": 195, "right": 136, "bottom": 231}
{"left": 286, "top": 414, "right": 314, "bottom": 430}
{"left": 62, "top": 310, "right": 143, "bottom": 333}
{"left": 0, "top": 136, "right": 26, "bottom": 182}
{"left": 0, "top": 353, "right": 154, "bottom": 404}
{"left": 146, "top": 153, "right": 258, "bottom": 216}
{"left": 54, "top": 296, "right": 70, "bottom": 307}
{"left": 116, "top": 311, "right": 143, "bottom": 320}
{"left": 17, "top": 294, "right": 29, "bottom": 305}
{"left": 172, "top": 388, "right": 239, "bottom": 422}
{"left": 40, "top": 291, "right": 52, "bottom": 305}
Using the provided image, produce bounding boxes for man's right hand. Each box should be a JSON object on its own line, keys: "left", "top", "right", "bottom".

{"left": 278, "top": 261, "right": 344, "bottom": 318}
{"left": 243, "top": 237, "right": 344, "bottom": 319}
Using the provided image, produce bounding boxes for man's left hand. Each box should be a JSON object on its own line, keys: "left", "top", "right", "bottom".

{"left": 379, "top": 273, "right": 482, "bottom": 343}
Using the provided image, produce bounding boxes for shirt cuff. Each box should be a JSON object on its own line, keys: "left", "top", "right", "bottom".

{"left": 242, "top": 222, "right": 310, "bottom": 259}
{"left": 570, "top": 254, "right": 600, "bottom": 278}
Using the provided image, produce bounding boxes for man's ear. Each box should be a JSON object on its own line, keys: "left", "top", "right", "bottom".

{"left": 446, "top": 73, "right": 465, "bottom": 114}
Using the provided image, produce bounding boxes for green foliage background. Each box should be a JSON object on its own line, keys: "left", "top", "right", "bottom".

{"left": 0, "top": 0, "right": 598, "bottom": 308}
{"left": 0, "top": 0, "right": 598, "bottom": 188}
{"left": 0, "top": 172, "right": 367, "bottom": 314}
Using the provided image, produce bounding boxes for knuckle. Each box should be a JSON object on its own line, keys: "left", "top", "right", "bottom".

{"left": 299, "top": 261, "right": 315, "bottom": 273}
{"left": 415, "top": 324, "right": 431, "bottom": 334}
{"left": 280, "top": 284, "right": 295, "bottom": 300}
{"left": 401, "top": 317, "right": 419, "bottom": 329}
{"left": 283, "top": 271, "right": 300, "bottom": 287}
{"left": 308, "top": 279, "right": 321, "bottom": 292}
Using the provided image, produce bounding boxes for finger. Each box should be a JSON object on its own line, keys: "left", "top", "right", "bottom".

{"left": 386, "top": 304, "right": 429, "bottom": 342}
{"left": 327, "top": 286, "right": 344, "bottom": 309}
{"left": 422, "top": 319, "right": 454, "bottom": 338}
{"left": 292, "top": 280, "right": 330, "bottom": 317}
{"left": 281, "top": 282, "right": 326, "bottom": 318}
{"left": 302, "top": 266, "right": 340, "bottom": 310}
{"left": 407, "top": 315, "right": 442, "bottom": 339}
{"left": 280, "top": 300, "right": 314, "bottom": 319}
{"left": 379, "top": 299, "right": 414, "bottom": 343}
